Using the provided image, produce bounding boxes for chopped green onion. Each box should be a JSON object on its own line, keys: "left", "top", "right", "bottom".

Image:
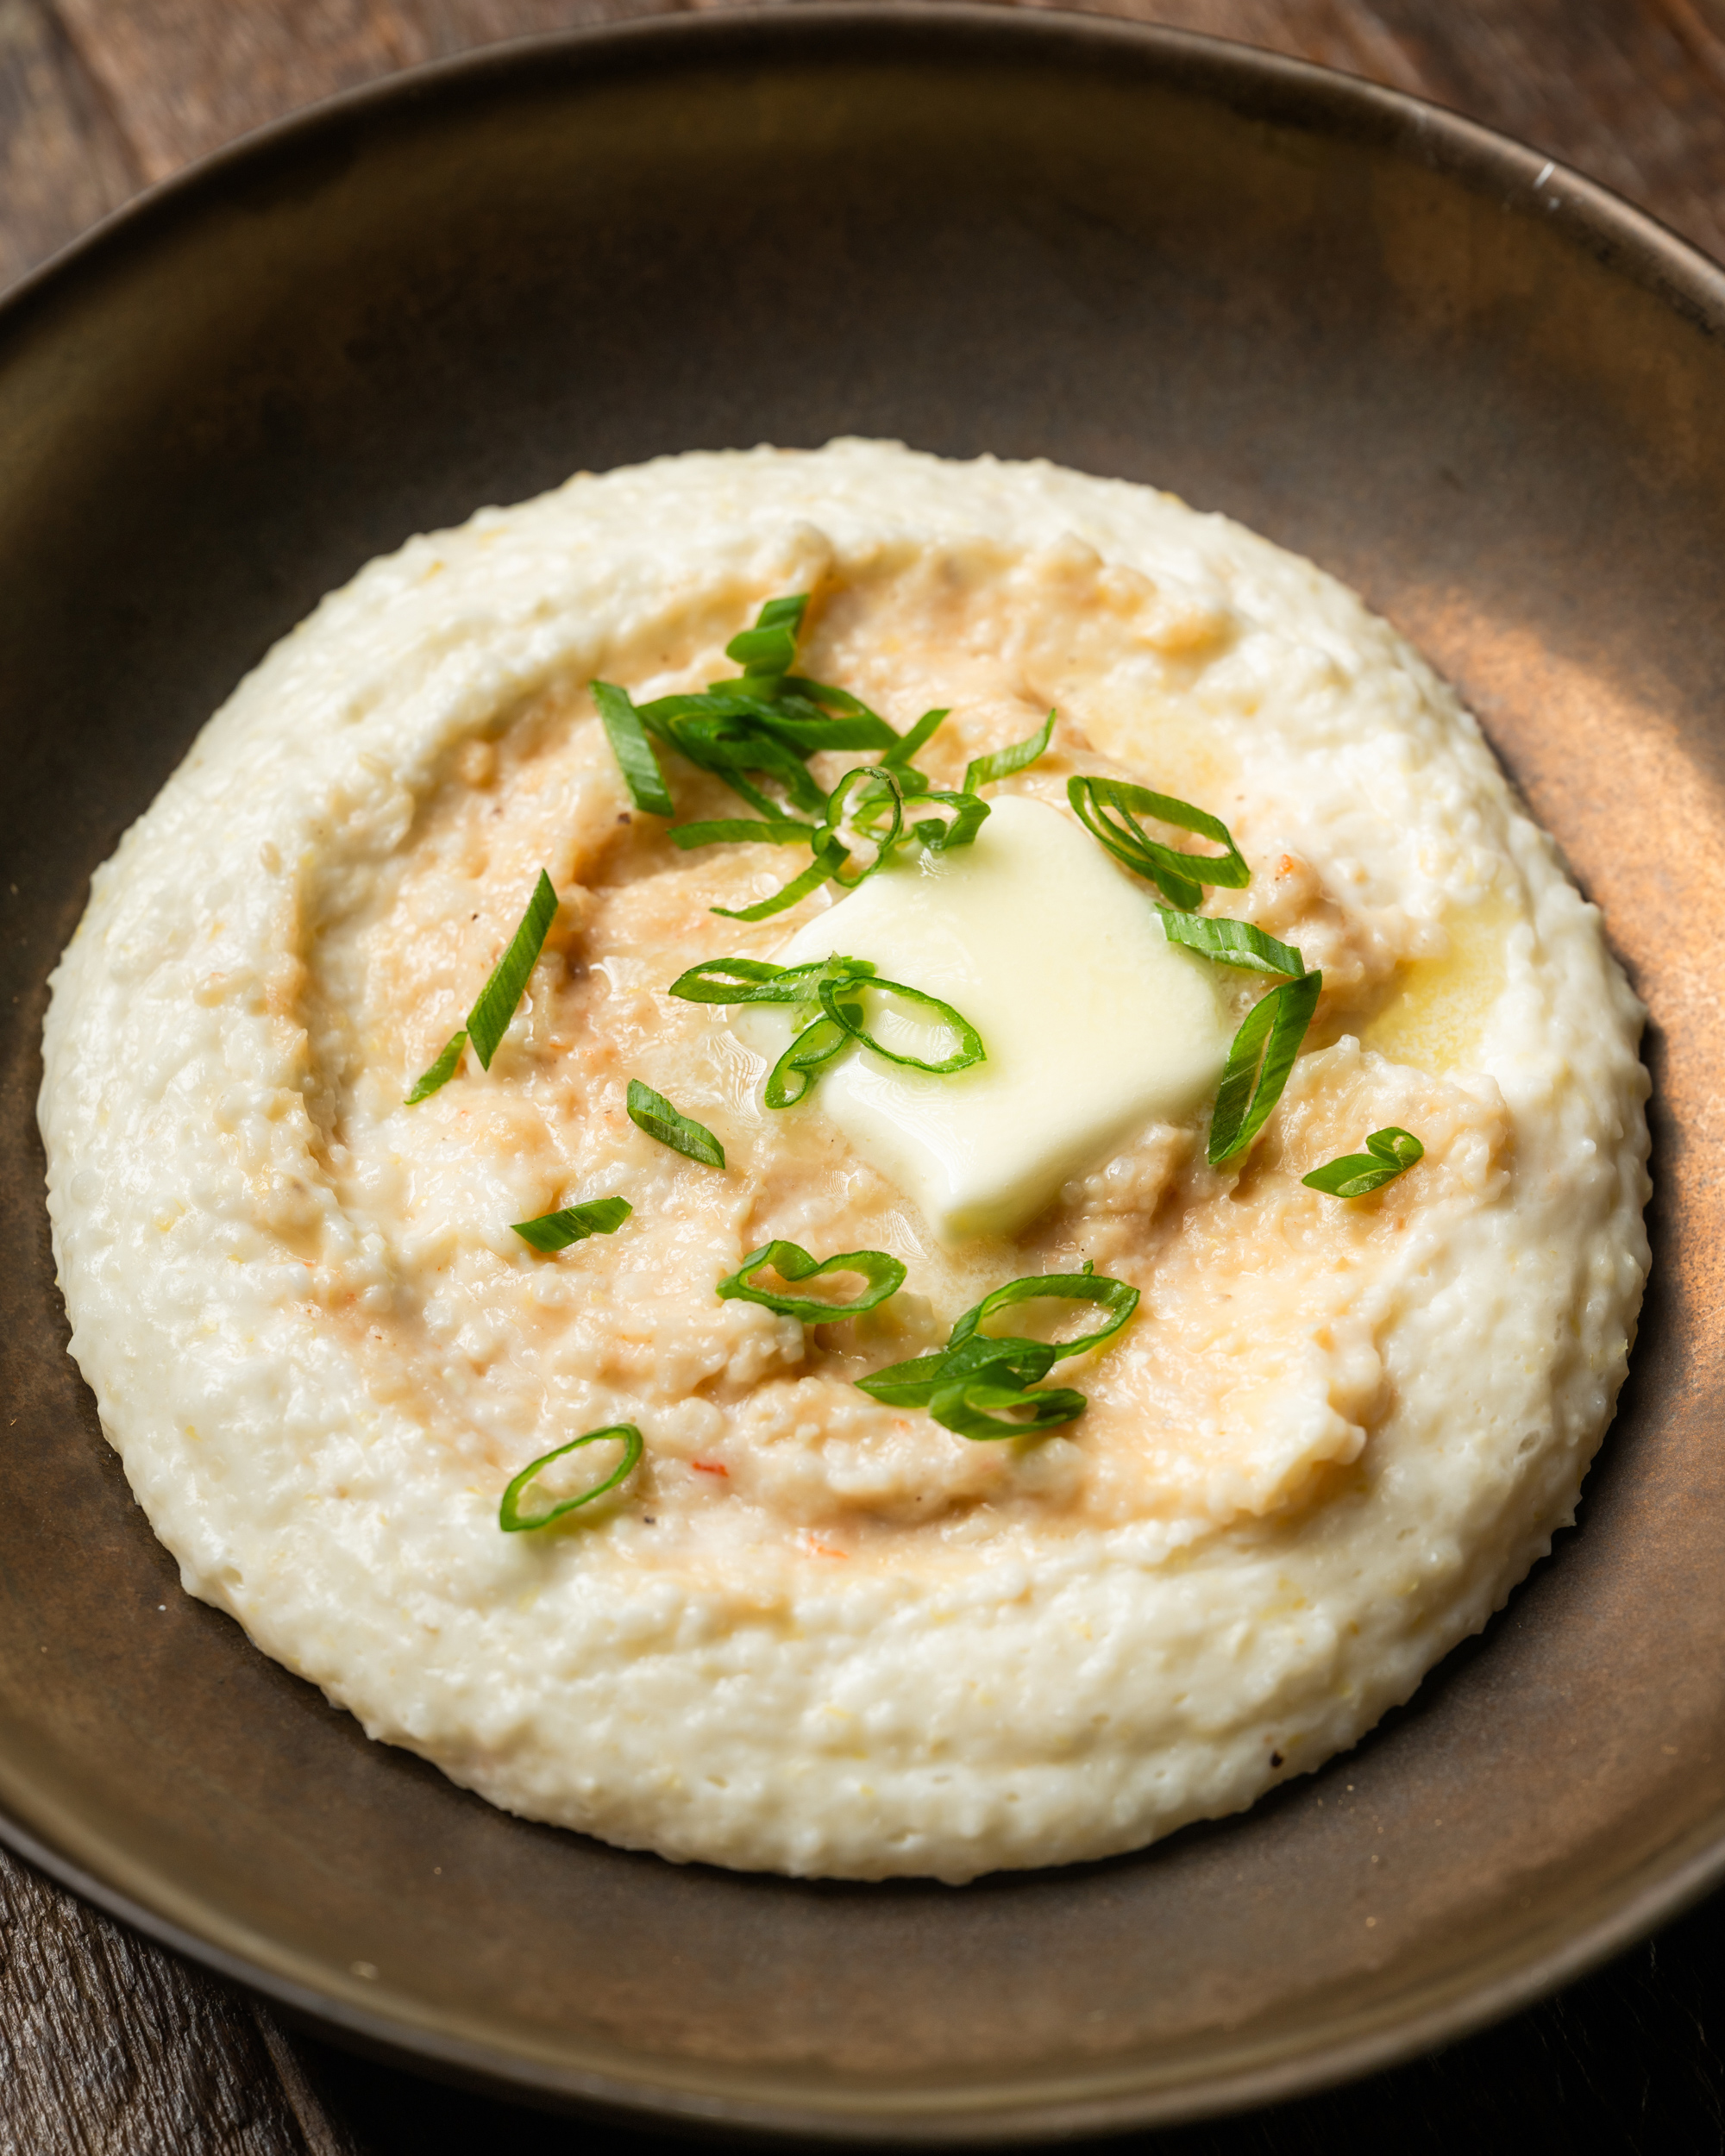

{"left": 947, "top": 1266, "right": 1140, "bottom": 1360}
{"left": 929, "top": 1379, "right": 1088, "bottom": 1440}
{"left": 711, "top": 840, "right": 846, "bottom": 922}
{"left": 856, "top": 1332, "right": 1058, "bottom": 1407}
{"left": 815, "top": 970, "right": 985, "bottom": 1075}
{"left": 746, "top": 701, "right": 899, "bottom": 755}
{"left": 667, "top": 956, "right": 873, "bottom": 1007}
{"left": 1302, "top": 1126, "right": 1424, "bottom": 1197}
{"left": 626, "top": 1079, "right": 725, "bottom": 1168}
{"left": 593, "top": 680, "right": 674, "bottom": 818}
{"left": 880, "top": 707, "right": 949, "bottom": 768}
{"left": 637, "top": 695, "right": 831, "bottom": 818}
{"left": 667, "top": 956, "right": 796, "bottom": 1003}
{"left": 408, "top": 869, "right": 559, "bottom": 1098}
{"left": 905, "top": 789, "right": 990, "bottom": 852}
{"left": 819, "top": 766, "right": 903, "bottom": 887}
{"left": 1208, "top": 969, "right": 1323, "bottom": 1165}
{"left": 1160, "top": 913, "right": 1305, "bottom": 977}
{"left": 467, "top": 870, "right": 560, "bottom": 1070}
{"left": 499, "top": 1424, "right": 643, "bottom": 1532}
{"left": 405, "top": 1029, "right": 467, "bottom": 1103}
{"left": 963, "top": 708, "right": 1056, "bottom": 793}
{"left": 725, "top": 593, "right": 808, "bottom": 676}
{"left": 511, "top": 1195, "right": 633, "bottom": 1252}
{"left": 668, "top": 818, "right": 815, "bottom": 849}
{"left": 669, "top": 953, "right": 982, "bottom": 1103}
{"left": 855, "top": 1263, "right": 1138, "bottom": 1435}
{"left": 1067, "top": 776, "right": 1250, "bottom": 910}
{"left": 718, "top": 1238, "right": 906, "bottom": 1322}
{"left": 781, "top": 675, "right": 881, "bottom": 721}
{"left": 763, "top": 1014, "right": 851, "bottom": 1108}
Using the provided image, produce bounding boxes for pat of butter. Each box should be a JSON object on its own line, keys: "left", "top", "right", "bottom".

{"left": 743, "top": 795, "right": 1233, "bottom": 1241}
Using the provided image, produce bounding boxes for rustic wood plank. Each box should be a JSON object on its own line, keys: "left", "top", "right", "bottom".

{"left": 0, "top": 0, "right": 142, "bottom": 292}
{"left": 0, "top": 1841, "right": 324, "bottom": 2156}
{"left": 1038, "top": 0, "right": 1725, "bottom": 260}
{"left": 34, "top": 0, "right": 1725, "bottom": 268}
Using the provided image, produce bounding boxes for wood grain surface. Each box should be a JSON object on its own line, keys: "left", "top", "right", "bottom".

{"left": 3, "top": 3, "right": 1723, "bottom": 2150}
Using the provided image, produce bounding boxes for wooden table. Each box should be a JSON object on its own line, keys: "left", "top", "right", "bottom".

{"left": 3, "top": 3, "right": 1723, "bottom": 2147}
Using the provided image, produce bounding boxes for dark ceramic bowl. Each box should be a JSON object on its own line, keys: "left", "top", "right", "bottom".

{"left": 3, "top": 6, "right": 1723, "bottom": 2139}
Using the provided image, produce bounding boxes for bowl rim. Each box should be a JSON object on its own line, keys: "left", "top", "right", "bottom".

{"left": 4, "top": 4, "right": 1724, "bottom": 2138}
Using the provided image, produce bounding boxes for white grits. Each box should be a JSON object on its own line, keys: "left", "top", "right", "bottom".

{"left": 39, "top": 441, "right": 1650, "bottom": 1882}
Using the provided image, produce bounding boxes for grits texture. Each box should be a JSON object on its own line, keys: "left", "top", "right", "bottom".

{"left": 40, "top": 442, "right": 1649, "bottom": 1881}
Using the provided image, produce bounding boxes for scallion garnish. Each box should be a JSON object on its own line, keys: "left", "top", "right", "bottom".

{"left": 880, "top": 707, "right": 949, "bottom": 768}
{"left": 668, "top": 818, "right": 814, "bottom": 850}
{"left": 499, "top": 1424, "right": 643, "bottom": 1532}
{"left": 1208, "top": 970, "right": 1323, "bottom": 1165}
{"left": 1160, "top": 912, "right": 1305, "bottom": 977}
{"left": 405, "top": 1029, "right": 467, "bottom": 1103}
{"left": 1066, "top": 775, "right": 1250, "bottom": 910}
{"left": 963, "top": 709, "right": 1056, "bottom": 794}
{"left": 407, "top": 869, "right": 559, "bottom": 1100}
{"left": 1302, "top": 1126, "right": 1423, "bottom": 1197}
{"left": 511, "top": 1195, "right": 633, "bottom": 1251}
{"left": 467, "top": 871, "right": 561, "bottom": 1067}
{"left": 593, "top": 680, "right": 674, "bottom": 818}
{"left": 819, "top": 765, "right": 904, "bottom": 887}
{"left": 947, "top": 1267, "right": 1141, "bottom": 1357}
{"left": 718, "top": 1238, "right": 906, "bottom": 1322}
{"left": 859, "top": 1264, "right": 1140, "bottom": 1407}
{"left": 665, "top": 956, "right": 815, "bottom": 1003}
{"left": 764, "top": 1013, "right": 850, "bottom": 1108}
{"left": 929, "top": 1378, "right": 1089, "bottom": 1440}
{"left": 856, "top": 1331, "right": 1059, "bottom": 1407}
{"left": 612, "top": 594, "right": 899, "bottom": 829}
{"left": 625, "top": 1079, "right": 725, "bottom": 1168}
{"left": 670, "top": 955, "right": 983, "bottom": 1105}
{"left": 712, "top": 843, "right": 844, "bottom": 923}
{"left": 904, "top": 788, "right": 990, "bottom": 852}
{"left": 724, "top": 593, "right": 808, "bottom": 678}
{"left": 814, "top": 968, "right": 984, "bottom": 1075}
{"left": 704, "top": 759, "right": 992, "bottom": 919}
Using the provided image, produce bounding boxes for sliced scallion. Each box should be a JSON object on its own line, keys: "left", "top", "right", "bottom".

{"left": 593, "top": 680, "right": 674, "bottom": 818}
{"left": 1302, "top": 1126, "right": 1423, "bottom": 1197}
{"left": 855, "top": 1263, "right": 1138, "bottom": 1436}
{"left": 1208, "top": 969, "right": 1323, "bottom": 1165}
{"left": 1160, "top": 912, "right": 1305, "bottom": 977}
{"left": 929, "top": 1379, "right": 1088, "bottom": 1440}
{"left": 667, "top": 818, "right": 815, "bottom": 850}
{"left": 499, "top": 1424, "right": 643, "bottom": 1532}
{"left": 718, "top": 1239, "right": 906, "bottom": 1322}
{"left": 725, "top": 593, "right": 808, "bottom": 678}
{"left": 407, "top": 869, "right": 559, "bottom": 1100}
{"left": 467, "top": 870, "right": 560, "bottom": 1069}
{"left": 819, "top": 765, "right": 903, "bottom": 887}
{"left": 880, "top": 707, "right": 949, "bottom": 768}
{"left": 405, "top": 1029, "right": 467, "bottom": 1103}
{"left": 625, "top": 1079, "right": 725, "bottom": 1168}
{"left": 947, "top": 1266, "right": 1140, "bottom": 1360}
{"left": 763, "top": 1013, "right": 850, "bottom": 1109}
{"left": 711, "top": 841, "right": 846, "bottom": 922}
{"left": 814, "top": 969, "right": 985, "bottom": 1075}
{"left": 511, "top": 1195, "right": 633, "bottom": 1252}
{"left": 963, "top": 708, "right": 1056, "bottom": 793}
{"left": 1067, "top": 775, "right": 1250, "bottom": 910}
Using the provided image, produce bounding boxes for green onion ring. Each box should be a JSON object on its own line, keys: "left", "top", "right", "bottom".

{"left": 499, "top": 1424, "right": 643, "bottom": 1532}
{"left": 718, "top": 1239, "right": 906, "bottom": 1322}
{"left": 814, "top": 971, "right": 985, "bottom": 1075}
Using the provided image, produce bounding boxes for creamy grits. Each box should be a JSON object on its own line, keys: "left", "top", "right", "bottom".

{"left": 40, "top": 442, "right": 1650, "bottom": 1882}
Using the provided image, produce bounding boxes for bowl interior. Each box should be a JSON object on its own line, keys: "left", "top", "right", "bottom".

{"left": 3, "top": 9, "right": 1724, "bottom": 2138}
